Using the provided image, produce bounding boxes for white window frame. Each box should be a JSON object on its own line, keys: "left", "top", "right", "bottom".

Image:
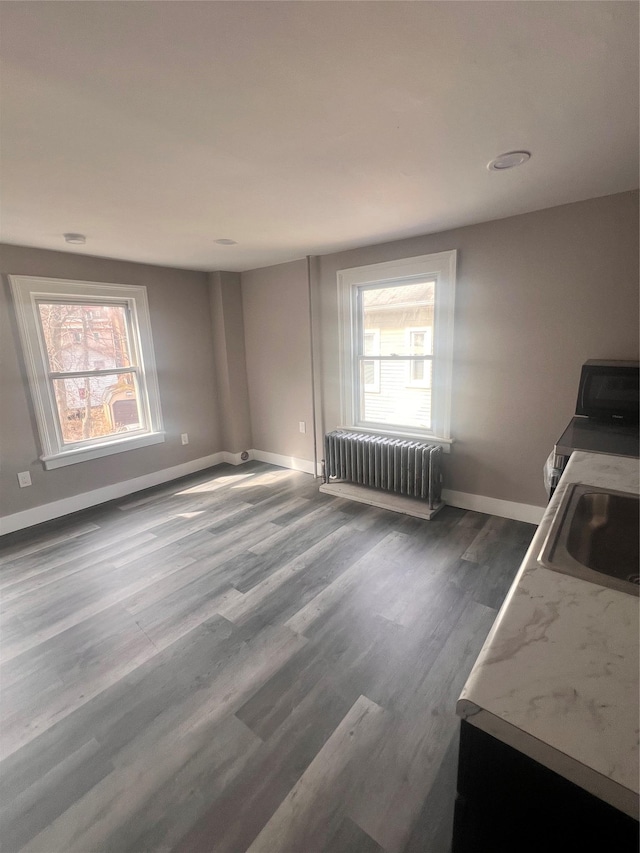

{"left": 337, "top": 250, "right": 456, "bottom": 444}
{"left": 9, "top": 275, "right": 165, "bottom": 469}
{"left": 362, "top": 328, "right": 381, "bottom": 393}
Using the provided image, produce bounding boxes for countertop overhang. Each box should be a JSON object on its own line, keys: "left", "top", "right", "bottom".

{"left": 457, "top": 451, "right": 640, "bottom": 819}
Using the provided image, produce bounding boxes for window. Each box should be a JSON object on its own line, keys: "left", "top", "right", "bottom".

{"left": 9, "top": 276, "right": 164, "bottom": 469}
{"left": 337, "top": 251, "right": 456, "bottom": 441}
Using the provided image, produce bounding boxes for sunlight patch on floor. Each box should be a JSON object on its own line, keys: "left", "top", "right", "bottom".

{"left": 177, "top": 472, "right": 256, "bottom": 495}
{"left": 231, "top": 470, "right": 295, "bottom": 489}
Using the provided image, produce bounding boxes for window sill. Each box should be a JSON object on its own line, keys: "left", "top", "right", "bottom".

{"left": 41, "top": 431, "right": 166, "bottom": 470}
{"left": 337, "top": 425, "right": 453, "bottom": 452}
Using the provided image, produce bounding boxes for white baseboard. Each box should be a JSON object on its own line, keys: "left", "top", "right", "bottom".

{"left": 442, "top": 488, "right": 545, "bottom": 524}
{"left": 0, "top": 453, "right": 227, "bottom": 536}
{"left": 0, "top": 449, "right": 317, "bottom": 536}
{"left": 219, "top": 450, "right": 249, "bottom": 466}
{"left": 318, "top": 482, "right": 542, "bottom": 524}
{"left": 251, "top": 449, "right": 316, "bottom": 476}
{"left": 0, "top": 450, "right": 543, "bottom": 536}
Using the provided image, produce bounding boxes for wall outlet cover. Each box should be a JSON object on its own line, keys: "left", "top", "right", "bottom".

{"left": 18, "top": 471, "right": 32, "bottom": 488}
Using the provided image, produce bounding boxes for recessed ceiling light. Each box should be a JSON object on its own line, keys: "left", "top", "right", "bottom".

{"left": 214, "top": 238, "right": 237, "bottom": 246}
{"left": 63, "top": 232, "right": 86, "bottom": 244}
{"left": 487, "top": 151, "right": 531, "bottom": 171}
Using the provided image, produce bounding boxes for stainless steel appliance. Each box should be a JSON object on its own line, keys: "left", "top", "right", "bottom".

{"left": 575, "top": 360, "right": 639, "bottom": 423}
{"left": 545, "top": 361, "right": 640, "bottom": 497}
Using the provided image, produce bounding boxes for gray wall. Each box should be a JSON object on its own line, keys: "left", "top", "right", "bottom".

{"left": 209, "top": 271, "right": 252, "bottom": 454}
{"left": 241, "top": 259, "right": 315, "bottom": 463}
{"left": 240, "top": 191, "right": 638, "bottom": 508}
{"left": 2, "top": 190, "right": 638, "bottom": 523}
{"left": 1, "top": 245, "right": 222, "bottom": 516}
{"left": 314, "top": 191, "right": 639, "bottom": 507}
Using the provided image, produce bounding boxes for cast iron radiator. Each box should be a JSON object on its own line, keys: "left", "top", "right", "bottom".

{"left": 322, "top": 429, "right": 443, "bottom": 509}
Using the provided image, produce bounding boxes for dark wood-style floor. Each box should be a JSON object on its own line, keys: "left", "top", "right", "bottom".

{"left": 0, "top": 462, "right": 535, "bottom": 853}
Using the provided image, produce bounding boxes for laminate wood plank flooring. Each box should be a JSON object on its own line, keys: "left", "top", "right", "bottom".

{"left": 0, "top": 461, "right": 536, "bottom": 853}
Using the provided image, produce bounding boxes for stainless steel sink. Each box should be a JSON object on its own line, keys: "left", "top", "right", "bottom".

{"left": 539, "top": 483, "right": 639, "bottom": 596}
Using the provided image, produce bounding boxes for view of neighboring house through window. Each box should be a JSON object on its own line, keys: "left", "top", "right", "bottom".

{"left": 9, "top": 276, "right": 164, "bottom": 469}
{"left": 359, "top": 281, "right": 434, "bottom": 430}
{"left": 338, "top": 251, "right": 456, "bottom": 441}
{"left": 407, "top": 326, "right": 433, "bottom": 388}
{"left": 362, "top": 328, "right": 380, "bottom": 393}
{"left": 38, "top": 302, "right": 142, "bottom": 442}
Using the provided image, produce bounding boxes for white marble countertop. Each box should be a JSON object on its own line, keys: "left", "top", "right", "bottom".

{"left": 457, "top": 451, "right": 639, "bottom": 818}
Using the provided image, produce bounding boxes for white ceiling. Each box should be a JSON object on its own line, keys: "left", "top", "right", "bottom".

{"left": 1, "top": 1, "right": 638, "bottom": 273}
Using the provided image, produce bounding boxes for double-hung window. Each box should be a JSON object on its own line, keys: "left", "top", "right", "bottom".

{"left": 9, "top": 276, "right": 164, "bottom": 469}
{"left": 337, "top": 250, "right": 456, "bottom": 442}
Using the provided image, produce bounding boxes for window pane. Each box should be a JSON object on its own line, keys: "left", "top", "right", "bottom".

{"left": 361, "top": 359, "right": 432, "bottom": 430}
{"left": 363, "top": 360, "right": 375, "bottom": 386}
{"left": 412, "top": 331, "right": 425, "bottom": 352}
{"left": 37, "top": 303, "right": 132, "bottom": 373}
{"left": 52, "top": 373, "right": 142, "bottom": 443}
{"left": 362, "top": 281, "right": 434, "bottom": 356}
{"left": 361, "top": 357, "right": 380, "bottom": 393}
{"left": 411, "top": 360, "right": 425, "bottom": 382}
{"left": 363, "top": 330, "right": 378, "bottom": 356}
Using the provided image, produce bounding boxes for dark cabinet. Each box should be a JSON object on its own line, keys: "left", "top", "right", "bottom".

{"left": 452, "top": 721, "right": 639, "bottom": 853}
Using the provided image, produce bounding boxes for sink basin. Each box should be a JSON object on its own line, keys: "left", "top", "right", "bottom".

{"left": 539, "top": 483, "right": 639, "bottom": 596}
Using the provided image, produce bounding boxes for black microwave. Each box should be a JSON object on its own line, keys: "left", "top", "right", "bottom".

{"left": 575, "top": 360, "right": 639, "bottom": 424}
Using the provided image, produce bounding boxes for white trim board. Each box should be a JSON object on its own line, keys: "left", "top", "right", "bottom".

{"left": 442, "top": 488, "right": 545, "bottom": 525}
{"left": 0, "top": 453, "right": 231, "bottom": 536}
{"left": 0, "top": 450, "right": 317, "bottom": 536}
{"left": 251, "top": 449, "right": 316, "bottom": 476}
{"left": 0, "top": 450, "right": 543, "bottom": 536}
{"left": 318, "top": 483, "right": 543, "bottom": 524}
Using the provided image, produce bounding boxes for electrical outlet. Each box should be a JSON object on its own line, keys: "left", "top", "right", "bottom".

{"left": 17, "top": 471, "right": 32, "bottom": 488}
{"left": 181, "top": 433, "right": 189, "bottom": 445}
{"left": 299, "top": 421, "right": 306, "bottom": 434}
